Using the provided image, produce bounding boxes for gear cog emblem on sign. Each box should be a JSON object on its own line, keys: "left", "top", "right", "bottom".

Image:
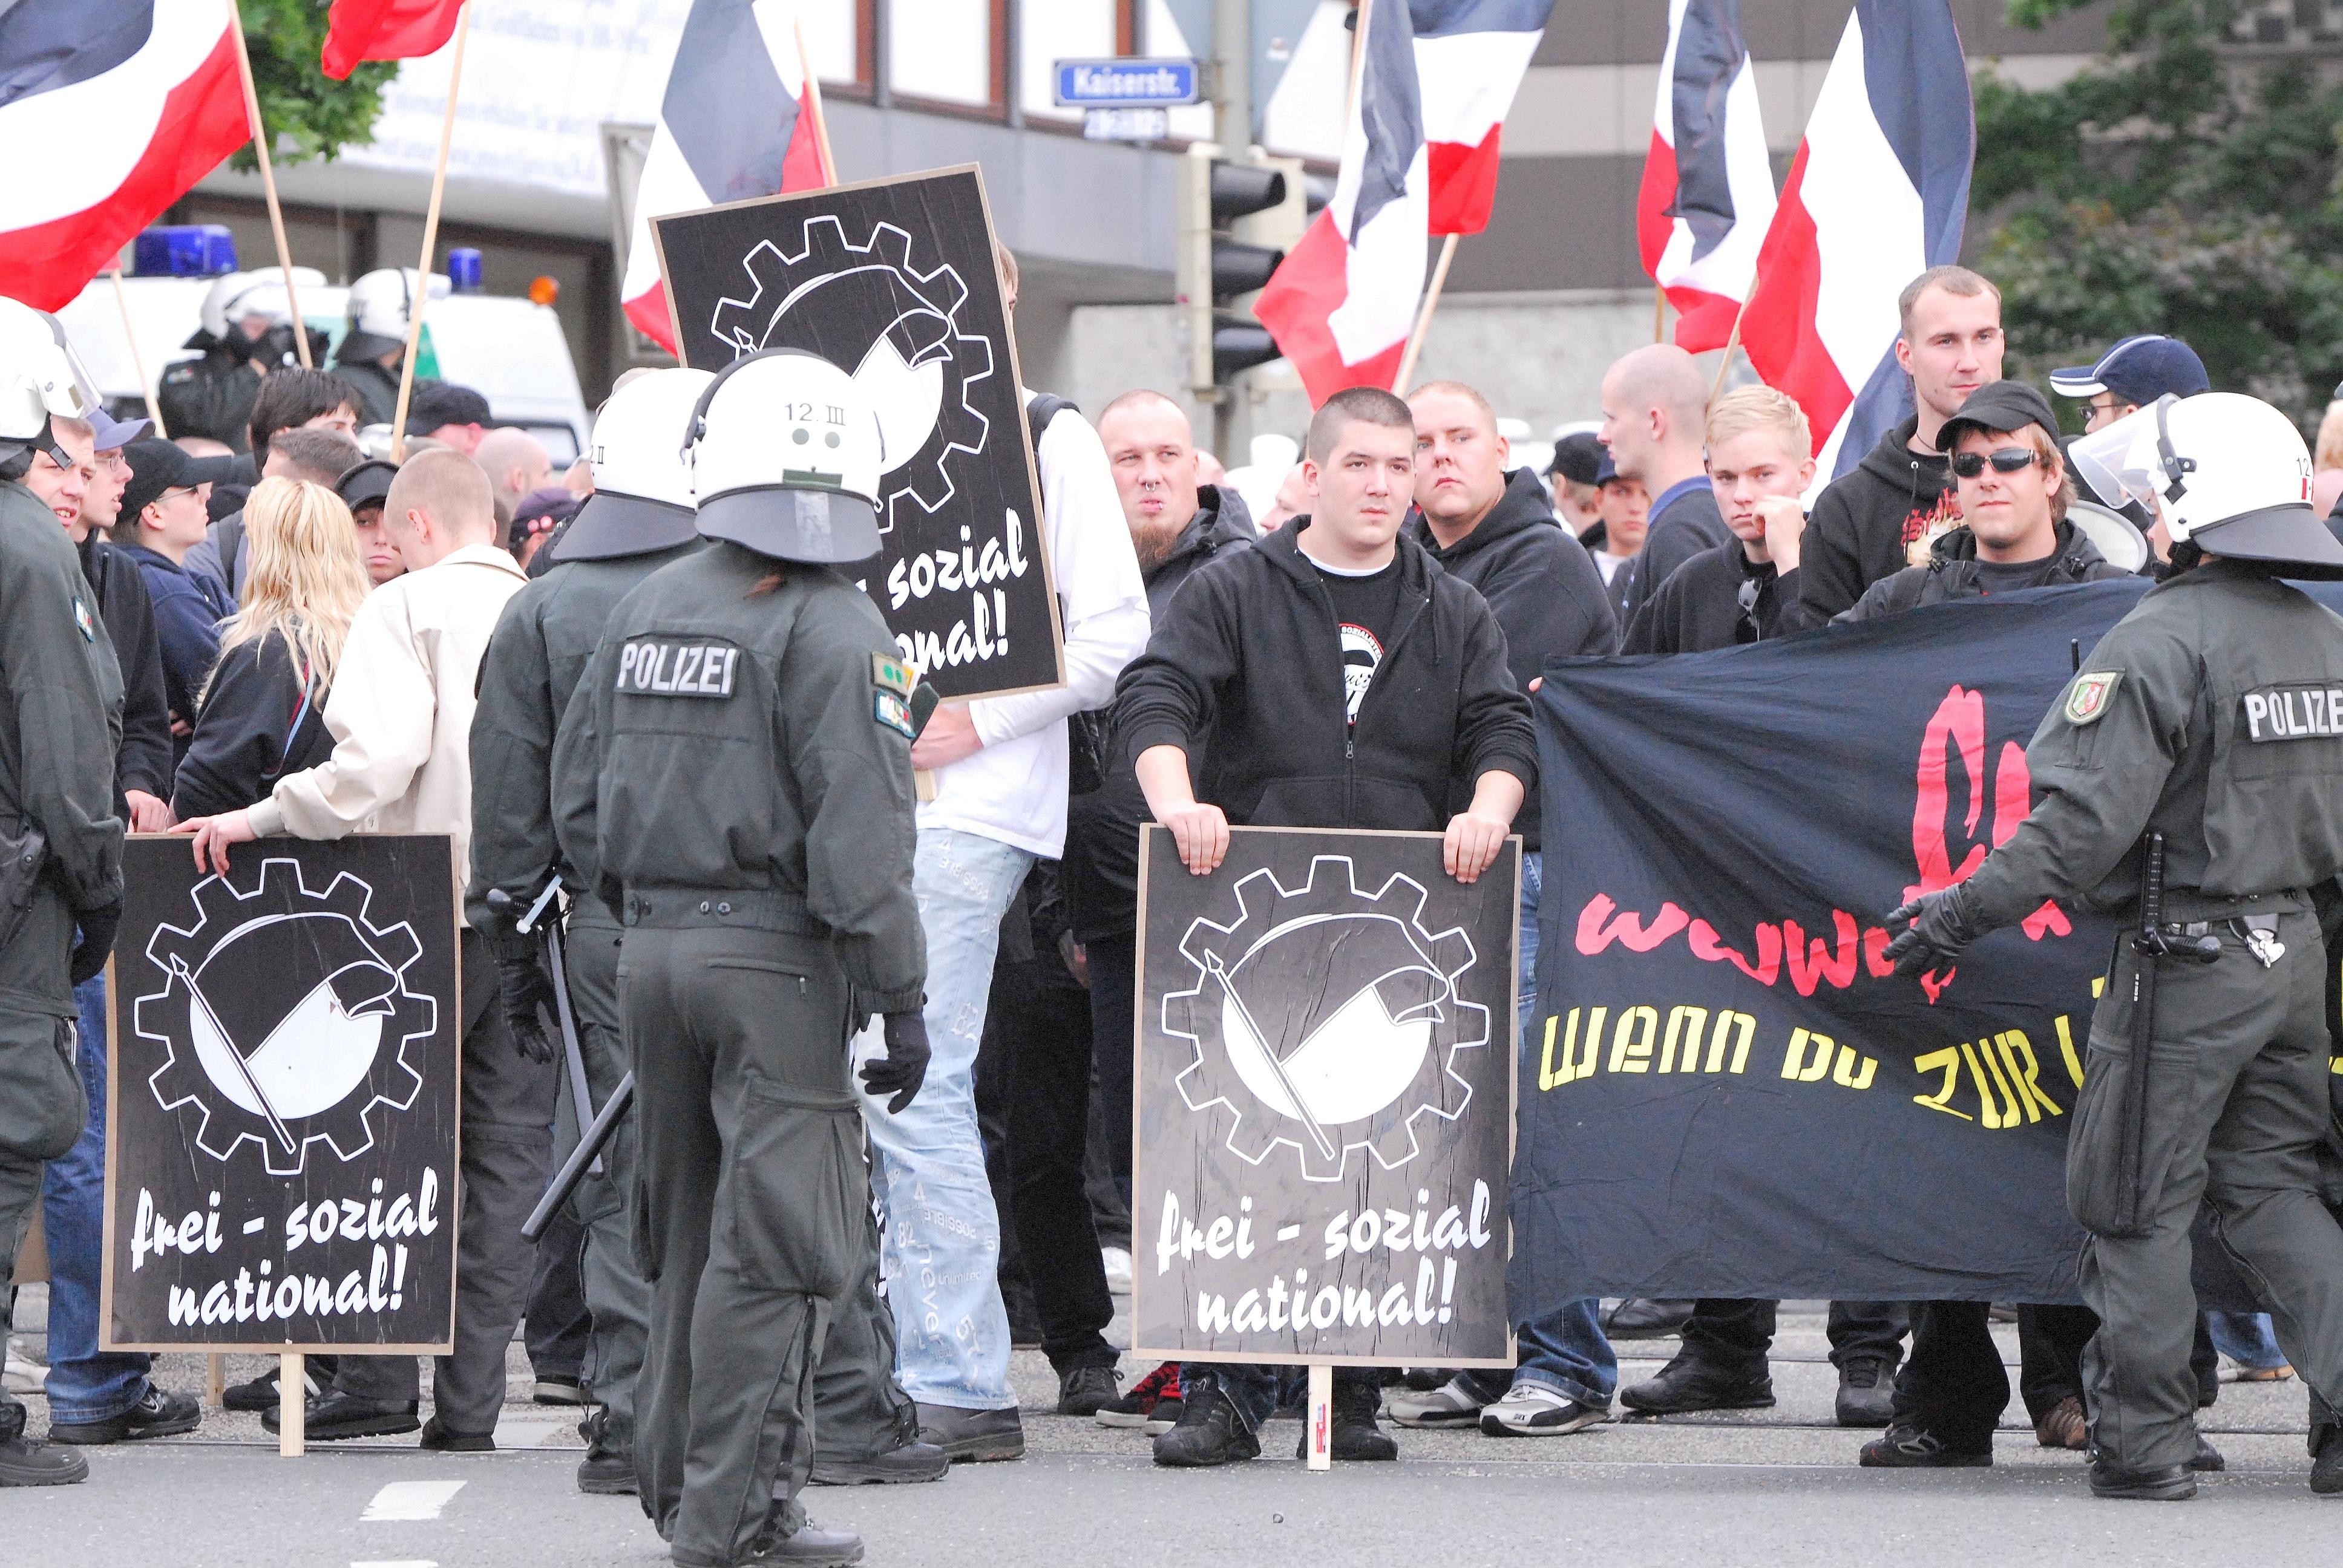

{"left": 709, "top": 215, "right": 994, "bottom": 537}
{"left": 135, "top": 858, "right": 436, "bottom": 1177}
{"left": 1163, "top": 857, "right": 1485, "bottom": 1183}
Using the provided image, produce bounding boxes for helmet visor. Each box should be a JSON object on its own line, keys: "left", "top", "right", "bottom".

{"left": 2066, "top": 402, "right": 2164, "bottom": 514}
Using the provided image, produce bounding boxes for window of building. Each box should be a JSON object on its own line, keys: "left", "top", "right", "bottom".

{"left": 889, "top": 0, "right": 1007, "bottom": 111}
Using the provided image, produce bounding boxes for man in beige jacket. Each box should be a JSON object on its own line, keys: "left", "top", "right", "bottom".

{"left": 178, "top": 451, "right": 551, "bottom": 1448}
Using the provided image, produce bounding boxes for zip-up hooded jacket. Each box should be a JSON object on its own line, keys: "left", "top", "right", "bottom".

{"left": 1404, "top": 465, "right": 1615, "bottom": 851}
{"left": 1624, "top": 537, "right": 1801, "bottom": 653}
{"left": 1112, "top": 518, "right": 1536, "bottom": 837}
{"left": 1798, "top": 416, "right": 1961, "bottom": 623}
{"left": 1835, "top": 515, "right": 2128, "bottom": 622}
{"left": 114, "top": 541, "right": 234, "bottom": 762}
{"left": 170, "top": 628, "right": 335, "bottom": 822}
{"left": 77, "top": 532, "right": 172, "bottom": 806}
{"left": 1063, "top": 485, "right": 1254, "bottom": 941}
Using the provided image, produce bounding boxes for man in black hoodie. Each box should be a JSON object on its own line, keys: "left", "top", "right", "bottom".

{"left": 1800, "top": 266, "right": 2005, "bottom": 623}
{"left": 1117, "top": 386, "right": 1535, "bottom": 1469}
{"left": 1382, "top": 380, "right": 1620, "bottom": 1439}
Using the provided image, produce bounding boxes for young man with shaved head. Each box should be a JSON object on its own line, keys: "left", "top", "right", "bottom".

{"left": 1115, "top": 386, "right": 1535, "bottom": 1468}
{"left": 1798, "top": 265, "right": 2006, "bottom": 622}
{"left": 175, "top": 448, "right": 552, "bottom": 1452}
{"left": 1599, "top": 344, "right": 1729, "bottom": 632}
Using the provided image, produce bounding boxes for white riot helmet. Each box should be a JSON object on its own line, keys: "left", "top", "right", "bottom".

{"left": 547, "top": 367, "right": 715, "bottom": 564}
{"left": 197, "top": 266, "right": 325, "bottom": 341}
{"left": 0, "top": 298, "right": 97, "bottom": 469}
{"left": 686, "top": 348, "right": 887, "bottom": 564}
{"left": 338, "top": 268, "right": 449, "bottom": 362}
{"left": 2073, "top": 391, "right": 2343, "bottom": 577}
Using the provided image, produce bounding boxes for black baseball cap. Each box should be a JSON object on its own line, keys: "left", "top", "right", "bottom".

{"left": 1548, "top": 431, "right": 1604, "bottom": 486}
{"left": 336, "top": 457, "right": 398, "bottom": 512}
{"left": 1594, "top": 448, "right": 1624, "bottom": 486}
{"left": 403, "top": 380, "right": 491, "bottom": 434}
{"left": 2049, "top": 336, "right": 2209, "bottom": 407}
{"left": 119, "top": 438, "right": 237, "bottom": 519}
{"left": 1935, "top": 381, "right": 2060, "bottom": 453}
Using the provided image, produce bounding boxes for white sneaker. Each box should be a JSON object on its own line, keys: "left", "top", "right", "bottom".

{"left": 1101, "top": 1247, "right": 1133, "bottom": 1295}
{"left": 1386, "top": 1374, "right": 1488, "bottom": 1428}
{"left": 4, "top": 1336, "right": 47, "bottom": 1396}
{"left": 1478, "top": 1383, "right": 1608, "bottom": 1437}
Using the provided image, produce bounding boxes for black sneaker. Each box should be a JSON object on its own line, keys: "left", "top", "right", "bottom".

{"left": 1056, "top": 1363, "right": 1119, "bottom": 1417}
{"left": 0, "top": 1404, "right": 86, "bottom": 1487}
{"left": 223, "top": 1356, "right": 339, "bottom": 1413}
{"left": 808, "top": 1440, "right": 949, "bottom": 1485}
{"left": 1834, "top": 1357, "right": 1895, "bottom": 1428}
{"left": 419, "top": 1415, "right": 496, "bottom": 1452}
{"left": 1620, "top": 1356, "right": 1775, "bottom": 1415}
{"left": 1096, "top": 1362, "right": 1182, "bottom": 1434}
{"left": 1302, "top": 1380, "right": 1397, "bottom": 1462}
{"left": 1602, "top": 1299, "right": 1694, "bottom": 1339}
{"left": 1153, "top": 1382, "right": 1260, "bottom": 1468}
{"left": 1860, "top": 1425, "right": 1991, "bottom": 1468}
{"left": 914, "top": 1401, "right": 1024, "bottom": 1462}
{"left": 264, "top": 1390, "right": 420, "bottom": 1440}
{"left": 532, "top": 1373, "right": 588, "bottom": 1406}
{"left": 2311, "top": 1421, "right": 2343, "bottom": 1495}
{"left": 47, "top": 1384, "right": 201, "bottom": 1445}
{"left": 2089, "top": 1458, "right": 2195, "bottom": 1500}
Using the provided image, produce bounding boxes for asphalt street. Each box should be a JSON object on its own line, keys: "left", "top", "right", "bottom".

{"left": 6, "top": 1298, "right": 2335, "bottom": 1567}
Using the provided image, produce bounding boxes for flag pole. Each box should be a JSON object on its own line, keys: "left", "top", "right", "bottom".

{"left": 1393, "top": 232, "right": 1458, "bottom": 393}
{"left": 1653, "top": 284, "right": 1666, "bottom": 344}
{"left": 109, "top": 267, "right": 168, "bottom": 440}
{"left": 224, "top": 0, "right": 311, "bottom": 367}
{"left": 390, "top": 0, "right": 477, "bottom": 463}
{"left": 1709, "top": 286, "right": 1755, "bottom": 402}
{"left": 793, "top": 16, "right": 838, "bottom": 183}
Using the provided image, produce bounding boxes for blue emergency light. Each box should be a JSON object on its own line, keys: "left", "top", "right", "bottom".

{"left": 447, "top": 247, "right": 484, "bottom": 293}
{"left": 133, "top": 226, "right": 238, "bottom": 278}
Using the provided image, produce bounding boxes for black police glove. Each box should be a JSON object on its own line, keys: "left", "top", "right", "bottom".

{"left": 861, "top": 1010, "right": 931, "bottom": 1114}
{"left": 495, "top": 947, "right": 560, "bottom": 1065}
{"left": 1883, "top": 883, "right": 1983, "bottom": 976}
{"left": 69, "top": 903, "right": 121, "bottom": 987}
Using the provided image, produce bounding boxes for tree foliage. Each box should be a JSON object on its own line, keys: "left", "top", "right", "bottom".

{"left": 1969, "top": 0, "right": 2343, "bottom": 431}
{"left": 230, "top": 0, "right": 397, "bottom": 171}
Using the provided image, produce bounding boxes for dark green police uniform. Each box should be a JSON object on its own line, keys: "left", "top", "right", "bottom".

{"left": 0, "top": 477, "right": 125, "bottom": 1423}
{"left": 1958, "top": 559, "right": 2343, "bottom": 1474}
{"left": 551, "top": 541, "right": 925, "bottom": 1567}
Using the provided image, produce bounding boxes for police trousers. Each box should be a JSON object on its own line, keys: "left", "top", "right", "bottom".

{"left": 0, "top": 886, "right": 86, "bottom": 1428}
{"left": 560, "top": 913, "right": 651, "bottom": 1448}
{"left": 623, "top": 924, "right": 870, "bottom": 1568}
{"left": 2068, "top": 901, "right": 2343, "bottom": 1471}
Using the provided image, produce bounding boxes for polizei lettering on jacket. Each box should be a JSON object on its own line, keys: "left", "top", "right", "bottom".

{"left": 616, "top": 639, "right": 741, "bottom": 698}
{"left": 2241, "top": 683, "right": 2343, "bottom": 741}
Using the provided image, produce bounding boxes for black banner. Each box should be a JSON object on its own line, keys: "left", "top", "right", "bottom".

{"left": 651, "top": 165, "right": 1065, "bottom": 701}
{"left": 1133, "top": 826, "right": 1517, "bottom": 1366}
{"left": 103, "top": 837, "right": 461, "bottom": 1351}
{"left": 1516, "top": 583, "right": 2158, "bottom": 1308}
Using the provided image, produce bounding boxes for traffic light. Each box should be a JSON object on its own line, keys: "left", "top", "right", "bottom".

{"left": 1178, "top": 143, "right": 1294, "bottom": 397}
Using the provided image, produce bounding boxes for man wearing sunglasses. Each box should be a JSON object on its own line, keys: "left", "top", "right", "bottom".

{"left": 1839, "top": 381, "right": 2129, "bottom": 625}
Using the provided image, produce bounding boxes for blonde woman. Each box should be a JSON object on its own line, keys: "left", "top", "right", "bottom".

{"left": 169, "top": 477, "right": 371, "bottom": 824}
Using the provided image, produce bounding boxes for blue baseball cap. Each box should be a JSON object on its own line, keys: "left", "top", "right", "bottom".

{"left": 85, "top": 403, "right": 152, "bottom": 452}
{"left": 2049, "top": 336, "right": 2210, "bottom": 407}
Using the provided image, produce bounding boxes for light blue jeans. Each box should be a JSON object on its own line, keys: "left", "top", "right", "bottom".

{"left": 860, "top": 826, "right": 1034, "bottom": 1410}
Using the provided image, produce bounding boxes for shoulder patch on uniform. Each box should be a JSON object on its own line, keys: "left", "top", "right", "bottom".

{"left": 73, "top": 595, "right": 94, "bottom": 642}
{"left": 874, "top": 690, "right": 916, "bottom": 739}
{"left": 870, "top": 653, "right": 915, "bottom": 697}
{"left": 2064, "top": 671, "right": 2119, "bottom": 725}
{"left": 614, "top": 638, "right": 738, "bottom": 698}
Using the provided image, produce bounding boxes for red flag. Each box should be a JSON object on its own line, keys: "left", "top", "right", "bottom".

{"left": 321, "top": 0, "right": 467, "bottom": 80}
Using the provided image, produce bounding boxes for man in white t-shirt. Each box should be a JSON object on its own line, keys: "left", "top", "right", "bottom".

{"left": 862, "top": 246, "right": 1150, "bottom": 1463}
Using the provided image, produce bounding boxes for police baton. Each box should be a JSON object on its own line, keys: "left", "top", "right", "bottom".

{"left": 523, "top": 1071, "right": 634, "bottom": 1243}
{"left": 2112, "top": 832, "right": 2220, "bottom": 1236}
{"left": 486, "top": 883, "right": 601, "bottom": 1178}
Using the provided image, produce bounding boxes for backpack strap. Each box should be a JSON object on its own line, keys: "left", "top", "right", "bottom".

{"left": 1025, "top": 393, "right": 1077, "bottom": 454}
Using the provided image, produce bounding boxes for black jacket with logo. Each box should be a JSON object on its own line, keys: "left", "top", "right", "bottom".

{"left": 1403, "top": 466, "right": 1616, "bottom": 851}
{"left": 1113, "top": 518, "right": 1536, "bottom": 838}
{"left": 1836, "top": 516, "right": 2127, "bottom": 622}
{"left": 1063, "top": 485, "right": 1255, "bottom": 941}
{"left": 1799, "top": 416, "right": 1961, "bottom": 622}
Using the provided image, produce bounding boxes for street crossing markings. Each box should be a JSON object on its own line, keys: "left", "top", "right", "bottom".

{"left": 359, "top": 1480, "right": 466, "bottom": 1521}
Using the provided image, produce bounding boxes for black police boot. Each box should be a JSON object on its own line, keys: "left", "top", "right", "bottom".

{"left": 740, "top": 1504, "right": 866, "bottom": 1566}
{"left": 1055, "top": 1363, "right": 1120, "bottom": 1417}
{"left": 574, "top": 1406, "right": 637, "bottom": 1494}
{"left": 2089, "top": 1457, "right": 2197, "bottom": 1501}
{"left": 1620, "top": 1355, "right": 1774, "bottom": 1415}
{"left": 0, "top": 1401, "right": 87, "bottom": 1487}
{"left": 1306, "top": 1378, "right": 1397, "bottom": 1462}
{"left": 264, "top": 1390, "right": 421, "bottom": 1442}
{"left": 2309, "top": 1422, "right": 2342, "bottom": 1495}
{"left": 1833, "top": 1356, "right": 1895, "bottom": 1428}
{"left": 418, "top": 1414, "right": 496, "bottom": 1452}
{"left": 46, "top": 1383, "right": 201, "bottom": 1445}
{"left": 2191, "top": 1434, "right": 2224, "bottom": 1472}
{"left": 1152, "top": 1380, "right": 1260, "bottom": 1468}
{"left": 808, "top": 1440, "right": 949, "bottom": 1486}
{"left": 1602, "top": 1299, "right": 1694, "bottom": 1339}
{"left": 1859, "top": 1425, "right": 1992, "bottom": 1468}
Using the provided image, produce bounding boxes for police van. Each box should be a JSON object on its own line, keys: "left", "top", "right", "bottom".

{"left": 56, "top": 226, "right": 592, "bottom": 463}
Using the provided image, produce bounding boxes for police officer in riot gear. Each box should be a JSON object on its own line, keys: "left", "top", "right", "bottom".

{"left": 1886, "top": 391, "right": 2343, "bottom": 1500}
{"left": 0, "top": 299, "right": 126, "bottom": 1489}
{"left": 156, "top": 269, "right": 329, "bottom": 451}
{"left": 335, "top": 269, "right": 442, "bottom": 427}
{"left": 552, "top": 347, "right": 930, "bottom": 1567}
